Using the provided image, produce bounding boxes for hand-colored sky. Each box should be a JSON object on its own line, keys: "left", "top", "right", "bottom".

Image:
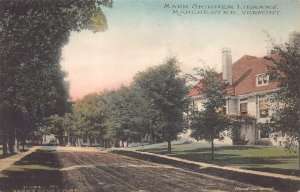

{"left": 61, "top": 0, "right": 300, "bottom": 100}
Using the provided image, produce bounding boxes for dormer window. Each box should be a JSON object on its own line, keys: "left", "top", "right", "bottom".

{"left": 256, "top": 73, "right": 269, "bottom": 86}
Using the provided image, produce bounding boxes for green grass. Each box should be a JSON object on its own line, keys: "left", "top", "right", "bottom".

{"left": 136, "top": 140, "right": 299, "bottom": 174}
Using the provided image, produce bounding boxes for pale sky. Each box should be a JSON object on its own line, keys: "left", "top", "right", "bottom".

{"left": 61, "top": 0, "right": 300, "bottom": 100}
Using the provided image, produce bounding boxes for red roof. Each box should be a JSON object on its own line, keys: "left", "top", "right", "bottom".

{"left": 188, "top": 82, "right": 204, "bottom": 97}
{"left": 188, "top": 54, "right": 280, "bottom": 97}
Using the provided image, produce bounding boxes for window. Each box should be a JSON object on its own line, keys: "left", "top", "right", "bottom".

{"left": 256, "top": 73, "right": 269, "bottom": 86}
{"left": 259, "top": 100, "right": 269, "bottom": 118}
{"left": 260, "top": 129, "right": 269, "bottom": 138}
{"left": 240, "top": 103, "right": 248, "bottom": 115}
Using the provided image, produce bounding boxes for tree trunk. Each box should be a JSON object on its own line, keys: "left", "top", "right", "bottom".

{"left": 298, "top": 136, "right": 300, "bottom": 169}
{"left": 2, "top": 136, "right": 8, "bottom": 155}
{"left": 77, "top": 137, "right": 81, "bottom": 146}
{"left": 105, "top": 139, "right": 109, "bottom": 148}
{"left": 58, "top": 135, "right": 63, "bottom": 146}
{"left": 211, "top": 138, "right": 214, "bottom": 161}
{"left": 141, "top": 136, "right": 144, "bottom": 148}
{"left": 21, "top": 137, "right": 25, "bottom": 151}
{"left": 15, "top": 138, "right": 19, "bottom": 152}
{"left": 87, "top": 137, "right": 91, "bottom": 147}
{"left": 14, "top": 127, "right": 19, "bottom": 152}
{"left": 8, "top": 140, "right": 14, "bottom": 154}
{"left": 67, "top": 136, "right": 70, "bottom": 146}
{"left": 114, "top": 139, "right": 120, "bottom": 147}
{"left": 167, "top": 137, "right": 171, "bottom": 154}
{"left": 22, "top": 143, "right": 25, "bottom": 151}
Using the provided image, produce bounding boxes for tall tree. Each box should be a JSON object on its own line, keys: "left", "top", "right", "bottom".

{"left": 128, "top": 86, "right": 163, "bottom": 144}
{"left": 133, "top": 57, "right": 188, "bottom": 153}
{"left": 188, "top": 68, "right": 229, "bottom": 160}
{"left": 73, "top": 93, "right": 106, "bottom": 146}
{"left": 44, "top": 115, "right": 66, "bottom": 145}
{"left": 0, "top": 0, "right": 112, "bottom": 153}
{"left": 101, "top": 87, "right": 133, "bottom": 147}
{"left": 259, "top": 42, "right": 300, "bottom": 168}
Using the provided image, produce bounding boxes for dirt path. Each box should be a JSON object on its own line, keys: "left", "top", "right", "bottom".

{"left": 0, "top": 147, "right": 272, "bottom": 192}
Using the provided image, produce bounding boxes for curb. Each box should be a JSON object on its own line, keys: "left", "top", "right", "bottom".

{"left": 0, "top": 146, "right": 40, "bottom": 173}
{"left": 113, "top": 148, "right": 300, "bottom": 192}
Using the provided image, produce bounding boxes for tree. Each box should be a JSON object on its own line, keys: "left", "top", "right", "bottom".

{"left": 133, "top": 57, "right": 188, "bottom": 153}
{"left": 44, "top": 115, "right": 66, "bottom": 145}
{"left": 258, "top": 42, "right": 300, "bottom": 168}
{"left": 0, "top": 0, "right": 112, "bottom": 154}
{"left": 73, "top": 93, "right": 106, "bottom": 146}
{"left": 187, "top": 68, "right": 229, "bottom": 160}
{"left": 128, "top": 85, "right": 163, "bottom": 145}
{"left": 101, "top": 86, "right": 135, "bottom": 147}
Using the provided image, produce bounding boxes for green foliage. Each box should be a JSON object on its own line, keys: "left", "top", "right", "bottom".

{"left": 133, "top": 57, "right": 188, "bottom": 152}
{"left": 129, "top": 86, "right": 164, "bottom": 143}
{"left": 259, "top": 43, "right": 300, "bottom": 152}
{"left": 187, "top": 68, "right": 229, "bottom": 160}
{"left": 73, "top": 93, "right": 106, "bottom": 140}
{"left": 0, "top": 0, "right": 112, "bottom": 150}
{"left": 101, "top": 87, "right": 132, "bottom": 143}
{"left": 227, "top": 114, "right": 256, "bottom": 145}
{"left": 188, "top": 68, "right": 229, "bottom": 141}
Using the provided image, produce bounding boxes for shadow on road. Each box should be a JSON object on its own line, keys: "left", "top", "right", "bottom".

{"left": 113, "top": 150, "right": 300, "bottom": 192}
{"left": 0, "top": 151, "right": 67, "bottom": 191}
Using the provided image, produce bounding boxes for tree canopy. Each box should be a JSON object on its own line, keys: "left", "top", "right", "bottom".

{"left": 188, "top": 68, "right": 229, "bottom": 160}
{"left": 0, "top": 0, "right": 112, "bottom": 154}
{"left": 258, "top": 42, "right": 300, "bottom": 167}
{"left": 133, "top": 57, "right": 188, "bottom": 153}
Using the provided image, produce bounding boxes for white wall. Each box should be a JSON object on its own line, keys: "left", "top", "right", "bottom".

{"left": 227, "top": 98, "right": 238, "bottom": 115}
{"left": 193, "top": 98, "right": 206, "bottom": 111}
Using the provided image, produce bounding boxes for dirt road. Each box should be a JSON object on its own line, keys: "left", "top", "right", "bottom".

{"left": 0, "top": 147, "right": 267, "bottom": 192}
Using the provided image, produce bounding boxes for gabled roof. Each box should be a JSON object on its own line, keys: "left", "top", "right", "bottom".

{"left": 187, "top": 73, "right": 223, "bottom": 97}
{"left": 188, "top": 54, "right": 280, "bottom": 97}
{"left": 232, "top": 54, "right": 279, "bottom": 95}
{"left": 188, "top": 83, "right": 204, "bottom": 97}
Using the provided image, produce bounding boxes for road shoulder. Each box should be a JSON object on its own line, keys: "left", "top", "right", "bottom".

{"left": 112, "top": 148, "right": 300, "bottom": 191}
{"left": 0, "top": 146, "right": 40, "bottom": 173}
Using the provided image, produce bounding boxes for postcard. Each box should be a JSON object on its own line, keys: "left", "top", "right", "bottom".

{"left": 0, "top": 0, "right": 300, "bottom": 191}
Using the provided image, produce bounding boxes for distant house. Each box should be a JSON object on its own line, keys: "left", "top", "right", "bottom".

{"left": 187, "top": 32, "right": 300, "bottom": 145}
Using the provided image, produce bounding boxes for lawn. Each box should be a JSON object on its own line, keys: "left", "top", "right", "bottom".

{"left": 136, "top": 140, "right": 299, "bottom": 175}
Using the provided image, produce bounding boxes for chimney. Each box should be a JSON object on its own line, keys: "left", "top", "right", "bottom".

{"left": 289, "top": 31, "right": 300, "bottom": 49}
{"left": 289, "top": 31, "right": 300, "bottom": 54}
{"left": 222, "top": 48, "right": 232, "bottom": 84}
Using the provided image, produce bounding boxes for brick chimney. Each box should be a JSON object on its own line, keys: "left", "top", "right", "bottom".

{"left": 289, "top": 31, "right": 300, "bottom": 48}
{"left": 222, "top": 48, "right": 232, "bottom": 84}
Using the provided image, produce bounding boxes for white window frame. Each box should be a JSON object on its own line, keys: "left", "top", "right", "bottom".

{"left": 256, "top": 73, "right": 269, "bottom": 86}
{"left": 259, "top": 129, "right": 270, "bottom": 139}
{"left": 240, "top": 102, "right": 248, "bottom": 115}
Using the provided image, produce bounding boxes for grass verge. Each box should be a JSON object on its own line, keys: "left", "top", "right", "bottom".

{"left": 134, "top": 140, "right": 299, "bottom": 176}
{"left": 112, "top": 149, "right": 300, "bottom": 192}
